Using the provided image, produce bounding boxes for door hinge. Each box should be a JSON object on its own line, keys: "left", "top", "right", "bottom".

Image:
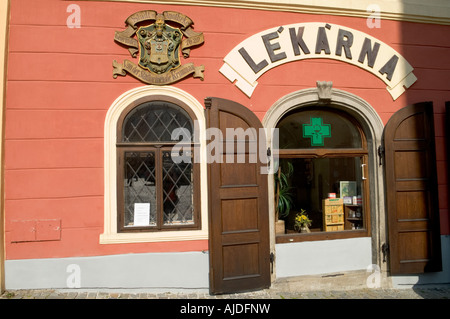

{"left": 381, "top": 243, "right": 389, "bottom": 263}
{"left": 378, "top": 145, "right": 385, "bottom": 166}
{"left": 269, "top": 252, "right": 275, "bottom": 274}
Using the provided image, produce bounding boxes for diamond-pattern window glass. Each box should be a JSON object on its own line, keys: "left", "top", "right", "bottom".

{"left": 162, "top": 150, "right": 194, "bottom": 225}
{"left": 122, "top": 101, "right": 193, "bottom": 143}
{"left": 118, "top": 101, "right": 199, "bottom": 232}
{"left": 124, "top": 151, "right": 157, "bottom": 227}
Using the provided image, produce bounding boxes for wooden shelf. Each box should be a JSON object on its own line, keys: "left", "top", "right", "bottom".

{"left": 344, "top": 204, "right": 363, "bottom": 230}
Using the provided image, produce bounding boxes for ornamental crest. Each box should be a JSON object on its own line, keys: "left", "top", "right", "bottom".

{"left": 113, "top": 10, "right": 205, "bottom": 85}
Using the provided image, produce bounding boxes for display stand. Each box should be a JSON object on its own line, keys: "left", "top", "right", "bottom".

{"left": 322, "top": 198, "right": 344, "bottom": 231}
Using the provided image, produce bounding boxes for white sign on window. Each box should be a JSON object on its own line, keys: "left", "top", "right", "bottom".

{"left": 134, "top": 203, "right": 150, "bottom": 226}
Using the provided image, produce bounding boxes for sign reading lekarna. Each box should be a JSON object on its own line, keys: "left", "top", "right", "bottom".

{"left": 220, "top": 23, "right": 417, "bottom": 100}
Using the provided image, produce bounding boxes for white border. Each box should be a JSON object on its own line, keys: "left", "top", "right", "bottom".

{"left": 100, "top": 86, "right": 208, "bottom": 244}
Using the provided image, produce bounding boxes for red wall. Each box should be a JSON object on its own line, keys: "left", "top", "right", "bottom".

{"left": 4, "top": 0, "right": 450, "bottom": 259}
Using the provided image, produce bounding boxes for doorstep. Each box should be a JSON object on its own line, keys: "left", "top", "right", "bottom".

{"left": 271, "top": 269, "right": 392, "bottom": 292}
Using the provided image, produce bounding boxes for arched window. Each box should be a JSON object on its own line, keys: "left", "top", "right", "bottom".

{"left": 275, "top": 106, "right": 370, "bottom": 240}
{"left": 116, "top": 100, "right": 200, "bottom": 232}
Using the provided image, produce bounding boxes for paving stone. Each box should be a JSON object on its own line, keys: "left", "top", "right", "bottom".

{"left": 1, "top": 284, "right": 449, "bottom": 299}
{"left": 97, "top": 292, "right": 110, "bottom": 299}
{"left": 64, "top": 292, "right": 78, "bottom": 299}
{"left": 86, "top": 292, "right": 98, "bottom": 299}
{"left": 75, "top": 292, "right": 88, "bottom": 299}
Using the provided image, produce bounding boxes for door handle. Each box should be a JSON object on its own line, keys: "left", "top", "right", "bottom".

{"left": 361, "top": 163, "right": 367, "bottom": 180}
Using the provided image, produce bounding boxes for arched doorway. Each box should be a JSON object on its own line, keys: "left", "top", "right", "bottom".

{"left": 263, "top": 83, "right": 386, "bottom": 277}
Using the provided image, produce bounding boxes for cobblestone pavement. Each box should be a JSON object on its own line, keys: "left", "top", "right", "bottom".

{"left": 1, "top": 285, "right": 449, "bottom": 299}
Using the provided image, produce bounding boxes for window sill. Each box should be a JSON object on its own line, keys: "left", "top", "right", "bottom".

{"left": 100, "top": 229, "right": 208, "bottom": 244}
{"left": 275, "top": 229, "right": 369, "bottom": 244}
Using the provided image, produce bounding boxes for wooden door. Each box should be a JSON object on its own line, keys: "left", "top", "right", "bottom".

{"left": 384, "top": 102, "right": 442, "bottom": 275}
{"left": 205, "top": 97, "right": 271, "bottom": 294}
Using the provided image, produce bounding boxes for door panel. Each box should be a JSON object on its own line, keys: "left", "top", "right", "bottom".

{"left": 221, "top": 198, "right": 259, "bottom": 232}
{"left": 384, "top": 102, "right": 442, "bottom": 275}
{"left": 206, "top": 97, "right": 270, "bottom": 294}
{"left": 220, "top": 160, "right": 258, "bottom": 185}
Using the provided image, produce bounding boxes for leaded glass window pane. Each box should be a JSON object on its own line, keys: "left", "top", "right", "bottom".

{"left": 124, "top": 151, "right": 157, "bottom": 227}
{"left": 118, "top": 100, "right": 199, "bottom": 232}
{"left": 162, "top": 150, "right": 194, "bottom": 225}
{"left": 122, "top": 101, "right": 193, "bottom": 142}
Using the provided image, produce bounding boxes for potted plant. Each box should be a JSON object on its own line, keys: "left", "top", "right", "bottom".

{"left": 294, "top": 209, "right": 312, "bottom": 233}
{"left": 274, "top": 161, "right": 294, "bottom": 234}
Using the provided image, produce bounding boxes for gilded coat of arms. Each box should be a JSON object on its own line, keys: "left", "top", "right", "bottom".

{"left": 113, "top": 11, "right": 205, "bottom": 85}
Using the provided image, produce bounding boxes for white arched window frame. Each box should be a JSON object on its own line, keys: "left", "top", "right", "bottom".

{"left": 100, "top": 86, "right": 208, "bottom": 244}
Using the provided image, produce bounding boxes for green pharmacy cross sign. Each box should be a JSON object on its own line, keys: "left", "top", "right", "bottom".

{"left": 303, "top": 117, "right": 331, "bottom": 146}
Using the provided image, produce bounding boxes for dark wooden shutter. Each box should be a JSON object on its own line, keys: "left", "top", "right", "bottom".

{"left": 384, "top": 102, "right": 442, "bottom": 275}
{"left": 446, "top": 102, "right": 450, "bottom": 209}
{"left": 205, "top": 97, "right": 271, "bottom": 294}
